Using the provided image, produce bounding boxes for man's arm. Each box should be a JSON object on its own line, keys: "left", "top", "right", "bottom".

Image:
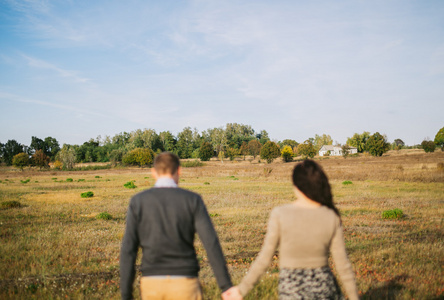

{"left": 194, "top": 197, "right": 232, "bottom": 292}
{"left": 120, "top": 200, "right": 139, "bottom": 300}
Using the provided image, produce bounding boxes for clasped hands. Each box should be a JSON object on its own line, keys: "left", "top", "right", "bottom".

{"left": 222, "top": 286, "right": 242, "bottom": 300}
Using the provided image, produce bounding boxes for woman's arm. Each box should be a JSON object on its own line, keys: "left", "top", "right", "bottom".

{"left": 330, "top": 219, "right": 359, "bottom": 300}
{"left": 237, "top": 208, "right": 280, "bottom": 297}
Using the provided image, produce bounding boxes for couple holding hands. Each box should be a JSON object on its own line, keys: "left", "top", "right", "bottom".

{"left": 120, "top": 152, "right": 359, "bottom": 300}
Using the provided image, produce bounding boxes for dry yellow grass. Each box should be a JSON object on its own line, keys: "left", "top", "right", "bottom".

{"left": 0, "top": 149, "right": 443, "bottom": 299}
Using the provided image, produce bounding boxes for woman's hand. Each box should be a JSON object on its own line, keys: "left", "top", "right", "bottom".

{"left": 222, "top": 286, "right": 243, "bottom": 300}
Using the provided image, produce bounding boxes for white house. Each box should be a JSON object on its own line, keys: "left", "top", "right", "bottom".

{"left": 319, "top": 145, "right": 358, "bottom": 156}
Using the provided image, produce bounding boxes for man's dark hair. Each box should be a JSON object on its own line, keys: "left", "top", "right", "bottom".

{"left": 154, "top": 152, "right": 180, "bottom": 175}
{"left": 292, "top": 160, "right": 340, "bottom": 218}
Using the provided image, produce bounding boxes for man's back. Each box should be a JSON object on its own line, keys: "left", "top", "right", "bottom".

{"left": 120, "top": 186, "right": 231, "bottom": 299}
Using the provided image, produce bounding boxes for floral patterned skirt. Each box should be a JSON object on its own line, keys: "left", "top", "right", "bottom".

{"left": 278, "top": 266, "right": 344, "bottom": 300}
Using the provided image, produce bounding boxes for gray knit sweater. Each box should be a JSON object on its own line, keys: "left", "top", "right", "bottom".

{"left": 120, "top": 187, "right": 232, "bottom": 299}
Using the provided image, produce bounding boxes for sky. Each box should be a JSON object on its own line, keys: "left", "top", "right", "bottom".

{"left": 1, "top": 0, "right": 443, "bottom": 147}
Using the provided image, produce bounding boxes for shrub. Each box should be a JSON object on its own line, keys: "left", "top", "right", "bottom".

{"left": 96, "top": 212, "right": 112, "bottom": 220}
{"left": 1, "top": 200, "right": 22, "bottom": 209}
{"left": 199, "top": 142, "right": 214, "bottom": 161}
{"left": 77, "top": 179, "right": 85, "bottom": 182}
{"left": 12, "top": 152, "right": 30, "bottom": 170}
{"left": 95, "top": 176, "right": 101, "bottom": 178}
{"left": 421, "top": 140, "right": 435, "bottom": 153}
{"left": 122, "top": 147, "right": 154, "bottom": 167}
{"left": 66, "top": 178, "right": 73, "bottom": 182}
{"left": 124, "top": 181, "right": 137, "bottom": 189}
{"left": 342, "top": 180, "right": 353, "bottom": 185}
{"left": 260, "top": 141, "right": 280, "bottom": 163}
{"left": 204, "top": 182, "right": 210, "bottom": 185}
{"left": 53, "top": 160, "right": 63, "bottom": 170}
{"left": 295, "top": 141, "right": 317, "bottom": 159}
{"left": 281, "top": 145, "right": 294, "bottom": 162}
{"left": 31, "top": 149, "right": 50, "bottom": 169}
{"left": 382, "top": 208, "right": 404, "bottom": 219}
{"left": 367, "top": 132, "right": 390, "bottom": 156}
{"left": 21, "top": 179, "right": 30, "bottom": 184}
{"left": 181, "top": 160, "right": 204, "bottom": 168}
{"left": 80, "top": 191, "right": 94, "bottom": 198}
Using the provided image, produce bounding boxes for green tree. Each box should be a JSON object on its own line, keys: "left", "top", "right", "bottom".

{"left": 159, "top": 131, "right": 176, "bottom": 152}
{"left": 44, "top": 137, "right": 60, "bottom": 160}
{"left": 209, "top": 127, "right": 227, "bottom": 162}
{"left": 313, "top": 134, "right": 333, "bottom": 151}
{"left": 30, "top": 136, "right": 45, "bottom": 153}
{"left": 434, "top": 127, "right": 444, "bottom": 151}
{"left": 176, "top": 127, "right": 194, "bottom": 159}
{"left": 32, "top": 149, "right": 50, "bottom": 169}
{"left": 226, "top": 147, "right": 240, "bottom": 161}
{"left": 296, "top": 140, "right": 317, "bottom": 159}
{"left": 225, "top": 123, "right": 255, "bottom": 148}
{"left": 122, "top": 148, "right": 154, "bottom": 167}
{"left": 367, "top": 132, "right": 390, "bottom": 156}
{"left": 281, "top": 145, "right": 294, "bottom": 162}
{"left": 198, "top": 142, "right": 214, "bottom": 161}
{"left": 341, "top": 144, "right": 351, "bottom": 158}
{"left": 248, "top": 140, "right": 262, "bottom": 159}
{"left": 239, "top": 141, "right": 249, "bottom": 160}
{"left": 421, "top": 140, "right": 435, "bottom": 153}
{"left": 257, "top": 130, "right": 270, "bottom": 145}
{"left": 1, "top": 140, "right": 24, "bottom": 165}
{"left": 12, "top": 152, "right": 29, "bottom": 170}
{"left": 347, "top": 132, "right": 370, "bottom": 153}
{"left": 260, "top": 141, "right": 280, "bottom": 163}
{"left": 56, "top": 145, "right": 76, "bottom": 169}
{"left": 280, "top": 139, "right": 298, "bottom": 149}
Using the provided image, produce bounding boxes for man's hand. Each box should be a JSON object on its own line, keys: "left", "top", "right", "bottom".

{"left": 222, "top": 286, "right": 242, "bottom": 300}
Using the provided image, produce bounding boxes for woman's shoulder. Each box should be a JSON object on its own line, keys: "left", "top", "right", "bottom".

{"left": 273, "top": 204, "right": 339, "bottom": 219}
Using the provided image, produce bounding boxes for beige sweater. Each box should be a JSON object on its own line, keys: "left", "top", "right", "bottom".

{"left": 237, "top": 204, "right": 359, "bottom": 300}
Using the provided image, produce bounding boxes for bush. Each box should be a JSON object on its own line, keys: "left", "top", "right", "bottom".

{"left": 53, "top": 160, "right": 63, "bottom": 170}
{"left": 80, "top": 191, "right": 94, "bottom": 198}
{"left": 66, "top": 178, "right": 73, "bottom": 182}
{"left": 421, "top": 140, "right": 435, "bottom": 153}
{"left": 281, "top": 145, "right": 294, "bottom": 162}
{"left": 31, "top": 149, "right": 50, "bottom": 169}
{"left": 295, "top": 141, "right": 316, "bottom": 159}
{"left": 1, "top": 200, "right": 22, "bottom": 209}
{"left": 124, "top": 181, "right": 137, "bottom": 189}
{"left": 342, "top": 180, "right": 353, "bottom": 185}
{"left": 382, "top": 208, "right": 404, "bottom": 219}
{"left": 96, "top": 212, "right": 112, "bottom": 220}
{"left": 199, "top": 142, "right": 214, "bottom": 161}
{"left": 12, "top": 152, "right": 30, "bottom": 170}
{"left": 367, "top": 132, "right": 390, "bottom": 156}
{"left": 122, "top": 148, "right": 154, "bottom": 167}
{"left": 21, "top": 179, "right": 30, "bottom": 184}
{"left": 260, "top": 141, "right": 280, "bottom": 163}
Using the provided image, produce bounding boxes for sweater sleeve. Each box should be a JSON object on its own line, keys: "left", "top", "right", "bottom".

{"left": 237, "top": 209, "right": 280, "bottom": 297}
{"left": 120, "top": 200, "right": 140, "bottom": 300}
{"left": 194, "top": 197, "right": 232, "bottom": 292}
{"left": 330, "top": 220, "right": 359, "bottom": 300}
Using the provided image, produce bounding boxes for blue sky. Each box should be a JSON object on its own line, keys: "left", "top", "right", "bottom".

{"left": 1, "top": 0, "right": 443, "bottom": 146}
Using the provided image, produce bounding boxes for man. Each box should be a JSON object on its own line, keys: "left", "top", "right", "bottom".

{"left": 120, "top": 152, "right": 232, "bottom": 299}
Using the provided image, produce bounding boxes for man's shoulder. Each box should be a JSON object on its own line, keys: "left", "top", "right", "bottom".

{"left": 131, "top": 187, "right": 202, "bottom": 202}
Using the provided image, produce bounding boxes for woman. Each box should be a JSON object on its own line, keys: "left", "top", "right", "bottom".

{"left": 223, "top": 160, "right": 359, "bottom": 300}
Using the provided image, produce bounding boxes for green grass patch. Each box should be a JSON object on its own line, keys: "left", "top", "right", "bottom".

{"left": 21, "top": 179, "right": 31, "bottom": 184}
{"left": 80, "top": 191, "right": 94, "bottom": 198}
{"left": 342, "top": 180, "right": 353, "bottom": 185}
{"left": 96, "top": 212, "right": 112, "bottom": 220}
{"left": 204, "top": 182, "right": 210, "bottom": 185}
{"left": 66, "top": 178, "right": 74, "bottom": 182}
{"left": 95, "top": 176, "right": 101, "bottom": 178}
{"left": 382, "top": 208, "right": 404, "bottom": 219}
{"left": 124, "top": 181, "right": 137, "bottom": 189}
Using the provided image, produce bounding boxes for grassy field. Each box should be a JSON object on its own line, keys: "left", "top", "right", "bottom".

{"left": 1, "top": 149, "right": 443, "bottom": 299}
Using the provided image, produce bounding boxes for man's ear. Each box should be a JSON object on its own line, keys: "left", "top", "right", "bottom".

{"left": 177, "top": 166, "right": 182, "bottom": 176}
{"left": 151, "top": 168, "right": 158, "bottom": 179}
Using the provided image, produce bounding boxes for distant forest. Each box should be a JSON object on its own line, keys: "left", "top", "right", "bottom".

{"left": 1, "top": 123, "right": 441, "bottom": 168}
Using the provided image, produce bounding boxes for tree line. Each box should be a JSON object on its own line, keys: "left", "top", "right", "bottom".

{"left": 1, "top": 124, "right": 443, "bottom": 170}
